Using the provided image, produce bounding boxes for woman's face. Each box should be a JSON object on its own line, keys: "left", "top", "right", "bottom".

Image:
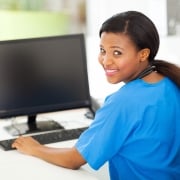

{"left": 98, "top": 32, "right": 148, "bottom": 83}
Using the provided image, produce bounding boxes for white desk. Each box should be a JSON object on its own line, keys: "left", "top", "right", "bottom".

{"left": 0, "top": 109, "right": 100, "bottom": 180}
{"left": 0, "top": 140, "right": 99, "bottom": 180}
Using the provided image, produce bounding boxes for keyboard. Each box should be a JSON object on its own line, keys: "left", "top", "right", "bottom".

{"left": 0, "top": 127, "right": 87, "bottom": 151}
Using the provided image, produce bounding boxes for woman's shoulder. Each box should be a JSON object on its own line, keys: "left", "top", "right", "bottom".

{"left": 104, "top": 80, "right": 144, "bottom": 105}
{"left": 105, "top": 77, "right": 178, "bottom": 106}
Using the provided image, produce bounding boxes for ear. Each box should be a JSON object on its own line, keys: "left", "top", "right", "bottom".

{"left": 139, "top": 48, "right": 150, "bottom": 62}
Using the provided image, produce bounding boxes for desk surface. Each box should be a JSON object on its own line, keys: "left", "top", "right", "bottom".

{"left": 0, "top": 140, "right": 98, "bottom": 180}
{"left": 0, "top": 109, "right": 99, "bottom": 180}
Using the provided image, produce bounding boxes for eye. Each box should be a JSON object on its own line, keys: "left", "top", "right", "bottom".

{"left": 100, "top": 47, "right": 105, "bottom": 54}
{"left": 113, "top": 50, "right": 121, "bottom": 56}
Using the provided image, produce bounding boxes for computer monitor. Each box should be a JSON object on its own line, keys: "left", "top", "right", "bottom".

{"left": 0, "top": 34, "right": 93, "bottom": 135}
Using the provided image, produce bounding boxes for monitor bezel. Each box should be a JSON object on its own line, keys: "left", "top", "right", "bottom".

{"left": 0, "top": 33, "right": 92, "bottom": 119}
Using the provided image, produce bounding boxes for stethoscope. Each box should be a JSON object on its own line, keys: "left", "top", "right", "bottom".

{"left": 134, "top": 65, "right": 156, "bottom": 80}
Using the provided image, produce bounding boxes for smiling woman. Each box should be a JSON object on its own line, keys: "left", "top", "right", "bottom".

{"left": 98, "top": 32, "right": 152, "bottom": 83}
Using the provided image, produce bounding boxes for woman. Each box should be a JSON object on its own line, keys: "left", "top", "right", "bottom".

{"left": 12, "top": 11, "right": 180, "bottom": 179}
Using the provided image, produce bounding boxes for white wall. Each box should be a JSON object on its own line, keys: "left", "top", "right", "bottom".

{"left": 86, "top": 0, "right": 167, "bottom": 36}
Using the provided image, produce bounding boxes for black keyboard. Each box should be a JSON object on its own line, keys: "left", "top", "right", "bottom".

{"left": 0, "top": 127, "right": 87, "bottom": 151}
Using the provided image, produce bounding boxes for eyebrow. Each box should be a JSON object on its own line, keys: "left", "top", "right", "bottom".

{"left": 110, "top": 46, "right": 122, "bottom": 49}
{"left": 110, "top": 46, "right": 124, "bottom": 51}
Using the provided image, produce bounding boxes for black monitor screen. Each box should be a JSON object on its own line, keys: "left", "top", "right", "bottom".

{"left": 0, "top": 34, "right": 92, "bottom": 134}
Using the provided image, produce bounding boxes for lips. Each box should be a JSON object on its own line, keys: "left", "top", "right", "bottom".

{"left": 105, "top": 69, "right": 119, "bottom": 76}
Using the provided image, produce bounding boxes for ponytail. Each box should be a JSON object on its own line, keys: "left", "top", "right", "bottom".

{"left": 152, "top": 60, "right": 180, "bottom": 88}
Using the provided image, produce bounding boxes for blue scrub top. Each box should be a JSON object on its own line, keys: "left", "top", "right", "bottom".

{"left": 75, "top": 78, "right": 180, "bottom": 180}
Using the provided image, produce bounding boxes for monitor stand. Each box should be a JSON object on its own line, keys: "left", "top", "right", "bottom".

{"left": 4, "top": 115, "right": 64, "bottom": 136}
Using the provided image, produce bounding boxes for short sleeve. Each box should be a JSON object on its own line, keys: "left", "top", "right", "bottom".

{"left": 75, "top": 91, "right": 139, "bottom": 170}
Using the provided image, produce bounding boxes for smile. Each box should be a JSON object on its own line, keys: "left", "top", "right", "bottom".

{"left": 105, "top": 69, "right": 119, "bottom": 76}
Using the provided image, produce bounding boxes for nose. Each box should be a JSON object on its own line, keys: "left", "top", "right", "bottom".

{"left": 100, "top": 54, "right": 113, "bottom": 67}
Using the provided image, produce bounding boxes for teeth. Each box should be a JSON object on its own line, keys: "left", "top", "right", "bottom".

{"left": 106, "top": 69, "right": 118, "bottom": 73}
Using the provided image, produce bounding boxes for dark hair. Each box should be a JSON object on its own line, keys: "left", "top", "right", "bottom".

{"left": 99, "top": 11, "right": 180, "bottom": 87}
